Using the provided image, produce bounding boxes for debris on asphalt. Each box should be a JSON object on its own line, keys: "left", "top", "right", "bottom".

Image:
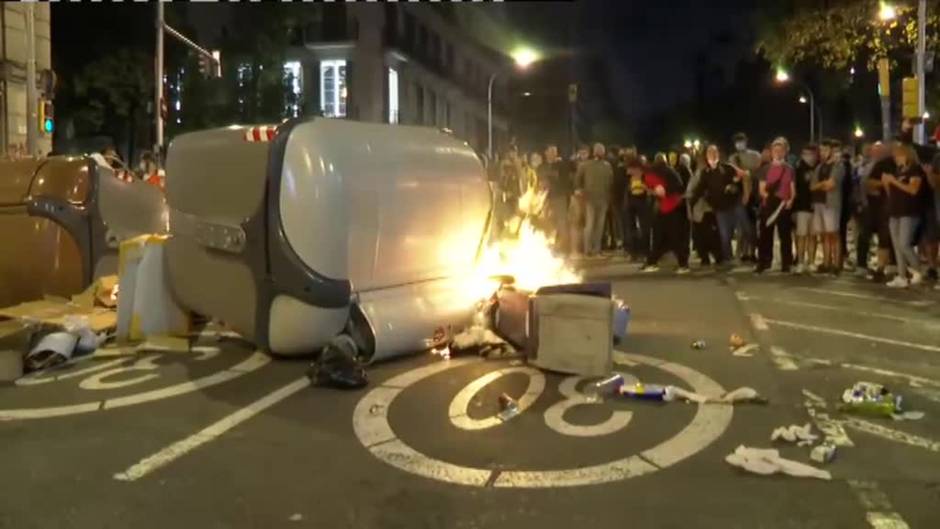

{"left": 611, "top": 298, "right": 631, "bottom": 346}
{"left": 725, "top": 445, "right": 832, "bottom": 480}
{"left": 839, "top": 381, "right": 901, "bottom": 418}
{"left": 893, "top": 411, "right": 925, "bottom": 421}
{"left": 497, "top": 393, "right": 519, "bottom": 421}
{"left": 0, "top": 319, "right": 39, "bottom": 381}
{"left": 718, "top": 387, "right": 769, "bottom": 405}
{"left": 369, "top": 404, "right": 384, "bottom": 415}
{"left": 116, "top": 234, "right": 190, "bottom": 343}
{"left": 691, "top": 339, "right": 707, "bottom": 350}
{"left": 587, "top": 373, "right": 625, "bottom": 402}
{"left": 771, "top": 423, "right": 818, "bottom": 444}
{"left": 288, "top": 514, "right": 303, "bottom": 522}
{"left": 306, "top": 335, "right": 368, "bottom": 390}
{"left": 619, "top": 382, "right": 671, "bottom": 401}
{"left": 25, "top": 331, "right": 78, "bottom": 372}
{"left": 810, "top": 443, "right": 837, "bottom": 464}
{"left": 729, "top": 333, "right": 746, "bottom": 349}
{"left": 731, "top": 343, "right": 759, "bottom": 357}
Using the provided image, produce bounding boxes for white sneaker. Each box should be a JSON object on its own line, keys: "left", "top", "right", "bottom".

{"left": 676, "top": 267, "right": 691, "bottom": 275}
{"left": 641, "top": 265, "right": 660, "bottom": 273}
{"left": 795, "top": 263, "right": 805, "bottom": 274}
{"left": 911, "top": 271, "right": 924, "bottom": 286}
{"left": 886, "top": 277, "right": 909, "bottom": 288}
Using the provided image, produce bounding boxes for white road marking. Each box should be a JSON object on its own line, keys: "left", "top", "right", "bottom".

{"left": 78, "top": 354, "right": 161, "bottom": 390}
{"left": 798, "top": 287, "right": 934, "bottom": 307}
{"left": 0, "top": 352, "right": 271, "bottom": 420}
{"left": 734, "top": 291, "right": 750, "bottom": 301}
{"left": 840, "top": 363, "right": 940, "bottom": 388}
{"left": 763, "top": 319, "right": 940, "bottom": 353}
{"left": 114, "top": 377, "right": 310, "bottom": 482}
{"left": 744, "top": 297, "right": 940, "bottom": 329}
{"left": 749, "top": 313, "right": 769, "bottom": 331}
{"left": 353, "top": 353, "right": 732, "bottom": 488}
{"left": 848, "top": 480, "right": 911, "bottom": 529}
{"left": 449, "top": 367, "right": 545, "bottom": 430}
{"left": 543, "top": 376, "right": 633, "bottom": 437}
{"left": 802, "top": 391, "right": 854, "bottom": 447}
{"left": 842, "top": 417, "right": 940, "bottom": 453}
{"left": 15, "top": 358, "right": 129, "bottom": 386}
{"left": 769, "top": 346, "right": 799, "bottom": 371}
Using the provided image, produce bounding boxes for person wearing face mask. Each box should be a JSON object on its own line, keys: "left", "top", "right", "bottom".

{"left": 691, "top": 143, "right": 750, "bottom": 268}
{"left": 755, "top": 137, "right": 796, "bottom": 273}
{"left": 792, "top": 144, "right": 818, "bottom": 273}
{"left": 884, "top": 142, "right": 927, "bottom": 287}
{"left": 809, "top": 139, "right": 846, "bottom": 274}
{"left": 575, "top": 142, "right": 615, "bottom": 258}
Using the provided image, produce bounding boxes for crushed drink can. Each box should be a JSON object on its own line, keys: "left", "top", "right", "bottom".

{"left": 810, "top": 443, "right": 837, "bottom": 464}
{"left": 691, "top": 340, "right": 707, "bottom": 350}
{"left": 619, "top": 383, "right": 670, "bottom": 401}
{"left": 497, "top": 393, "right": 519, "bottom": 421}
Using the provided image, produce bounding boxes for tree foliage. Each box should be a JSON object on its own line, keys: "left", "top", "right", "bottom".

{"left": 758, "top": 0, "right": 940, "bottom": 71}
{"left": 69, "top": 48, "right": 151, "bottom": 142}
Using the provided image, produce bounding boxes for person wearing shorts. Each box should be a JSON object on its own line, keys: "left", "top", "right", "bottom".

{"left": 810, "top": 139, "right": 845, "bottom": 274}
{"left": 792, "top": 144, "right": 818, "bottom": 273}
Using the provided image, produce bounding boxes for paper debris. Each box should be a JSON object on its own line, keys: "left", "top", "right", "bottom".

{"left": 725, "top": 445, "right": 831, "bottom": 480}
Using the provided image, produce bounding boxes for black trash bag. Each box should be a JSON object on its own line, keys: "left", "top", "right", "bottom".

{"left": 306, "top": 335, "right": 368, "bottom": 390}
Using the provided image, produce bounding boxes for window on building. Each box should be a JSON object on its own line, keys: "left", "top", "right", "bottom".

{"left": 283, "top": 61, "right": 303, "bottom": 118}
{"left": 388, "top": 67, "right": 399, "bottom": 124}
{"left": 320, "top": 59, "right": 347, "bottom": 118}
{"left": 415, "top": 84, "right": 424, "bottom": 125}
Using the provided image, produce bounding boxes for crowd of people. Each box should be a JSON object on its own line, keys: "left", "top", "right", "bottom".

{"left": 490, "top": 121, "right": 940, "bottom": 290}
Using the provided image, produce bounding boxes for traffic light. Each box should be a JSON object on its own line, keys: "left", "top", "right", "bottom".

{"left": 37, "top": 99, "right": 54, "bottom": 135}
{"left": 902, "top": 76, "right": 920, "bottom": 119}
{"left": 197, "top": 50, "right": 221, "bottom": 78}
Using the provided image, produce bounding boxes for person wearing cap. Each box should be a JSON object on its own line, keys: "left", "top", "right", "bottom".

{"left": 755, "top": 137, "right": 796, "bottom": 273}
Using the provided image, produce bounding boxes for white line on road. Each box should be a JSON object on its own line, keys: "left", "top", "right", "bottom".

{"left": 769, "top": 346, "right": 799, "bottom": 371}
{"left": 840, "top": 363, "right": 940, "bottom": 389}
{"left": 764, "top": 318, "right": 940, "bottom": 353}
{"left": 749, "top": 313, "right": 769, "bottom": 331}
{"left": 114, "top": 377, "right": 310, "bottom": 482}
{"left": 847, "top": 480, "right": 911, "bottom": 529}
{"left": 842, "top": 417, "right": 940, "bottom": 453}
{"left": 744, "top": 297, "right": 940, "bottom": 330}
{"left": 798, "top": 287, "right": 934, "bottom": 307}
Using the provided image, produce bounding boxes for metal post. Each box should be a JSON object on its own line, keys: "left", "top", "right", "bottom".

{"left": 155, "top": 1, "right": 164, "bottom": 162}
{"left": 25, "top": 2, "right": 37, "bottom": 157}
{"left": 881, "top": 96, "right": 892, "bottom": 141}
{"left": 807, "top": 89, "right": 815, "bottom": 144}
{"left": 487, "top": 73, "right": 496, "bottom": 163}
{"left": 915, "top": 0, "right": 927, "bottom": 144}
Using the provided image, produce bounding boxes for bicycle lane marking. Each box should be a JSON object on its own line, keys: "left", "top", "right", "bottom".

{"left": 0, "top": 351, "right": 271, "bottom": 420}
{"left": 352, "top": 353, "right": 733, "bottom": 488}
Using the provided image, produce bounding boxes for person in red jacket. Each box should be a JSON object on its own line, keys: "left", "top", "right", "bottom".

{"left": 638, "top": 154, "right": 690, "bottom": 274}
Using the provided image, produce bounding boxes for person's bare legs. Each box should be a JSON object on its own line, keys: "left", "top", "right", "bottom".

{"left": 795, "top": 235, "right": 806, "bottom": 268}
{"left": 830, "top": 232, "right": 842, "bottom": 271}
{"left": 807, "top": 235, "right": 818, "bottom": 269}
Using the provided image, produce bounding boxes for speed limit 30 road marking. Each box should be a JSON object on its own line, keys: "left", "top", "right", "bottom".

{"left": 353, "top": 352, "right": 733, "bottom": 488}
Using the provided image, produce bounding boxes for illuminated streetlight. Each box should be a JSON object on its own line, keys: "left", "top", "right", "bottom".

{"left": 775, "top": 68, "right": 790, "bottom": 83}
{"left": 854, "top": 126, "right": 865, "bottom": 139}
{"left": 878, "top": 2, "right": 897, "bottom": 21}
{"left": 522, "top": 91, "right": 532, "bottom": 97}
{"left": 692, "top": 139, "right": 701, "bottom": 150}
{"left": 924, "top": 111, "right": 931, "bottom": 120}
{"left": 798, "top": 95, "right": 808, "bottom": 104}
{"left": 683, "top": 139, "right": 693, "bottom": 149}
{"left": 510, "top": 47, "right": 539, "bottom": 70}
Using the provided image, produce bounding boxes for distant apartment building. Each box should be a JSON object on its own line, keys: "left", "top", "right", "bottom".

{"left": 284, "top": 4, "right": 511, "bottom": 155}
{"left": 1, "top": 3, "right": 51, "bottom": 157}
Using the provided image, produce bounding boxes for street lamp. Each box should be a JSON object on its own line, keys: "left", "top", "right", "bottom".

{"left": 878, "top": 2, "right": 897, "bottom": 21}
{"left": 488, "top": 46, "right": 540, "bottom": 163}
{"left": 683, "top": 139, "right": 693, "bottom": 150}
{"left": 854, "top": 126, "right": 865, "bottom": 139}
{"left": 775, "top": 68, "right": 820, "bottom": 143}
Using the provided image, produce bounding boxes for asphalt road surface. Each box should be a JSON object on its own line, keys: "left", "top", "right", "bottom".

{"left": 2, "top": 262, "right": 939, "bottom": 529}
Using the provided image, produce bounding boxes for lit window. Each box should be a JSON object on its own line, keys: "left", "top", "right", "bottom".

{"left": 320, "top": 59, "right": 347, "bottom": 118}
{"left": 388, "top": 67, "right": 399, "bottom": 124}
{"left": 283, "top": 61, "right": 303, "bottom": 118}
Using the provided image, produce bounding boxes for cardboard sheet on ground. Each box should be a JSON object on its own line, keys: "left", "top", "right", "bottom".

{"left": 0, "top": 299, "right": 117, "bottom": 333}
{"left": 725, "top": 445, "right": 831, "bottom": 480}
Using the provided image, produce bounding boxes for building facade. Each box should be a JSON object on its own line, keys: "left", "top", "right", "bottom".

{"left": 1, "top": 3, "right": 51, "bottom": 158}
{"left": 285, "top": 4, "right": 511, "bottom": 156}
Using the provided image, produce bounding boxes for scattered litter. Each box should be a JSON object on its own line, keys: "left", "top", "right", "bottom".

{"left": 25, "top": 332, "right": 78, "bottom": 372}
{"left": 729, "top": 333, "right": 746, "bottom": 349}
{"left": 892, "top": 411, "right": 925, "bottom": 421}
{"left": 839, "top": 381, "right": 901, "bottom": 418}
{"left": 725, "top": 445, "right": 831, "bottom": 480}
{"left": 306, "top": 335, "right": 367, "bottom": 390}
{"left": 731, "top": 343, "right": 759, "bottom": 357}
{"left": 508, "top": 359, "right": 524, "bottom": 366}
{"left": 611, "top": 298, "right": 631, "bottom": 345}
{"left": 810, "top": 443, "right": 837, "bottom": 464}
{"left": 369, "top": 404, "right": 384, "bottom": 415}
{"left": 288, "top": 513, "right": 303, "bottom": 522}
{"left": 771, "top": 423, "right": 818, "bottom": 444}
{"left": 588, "top": 373, "right": 625, "bottom": 401}
{"left": 0, "top": 320, "right": 37, "bottom": 381}
{"left": 619, "top": 382, "right": 670, "bottom": 401}
{"left": 802, "top": 389, "right": 826, "bottom": 405}
{"left": 497, "top": 393, "right": 519, "bottom": 421}
{"left": 431, "top": 345, "right": 451, "bottom": 360}
{"left": 691, "top": 339, "right": 707, "bottom": 350}
{"left": 719, "top": 387, "right": 769, "bottom": 404}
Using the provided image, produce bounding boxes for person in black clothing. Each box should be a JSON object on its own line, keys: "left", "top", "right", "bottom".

{"left": 622, "top": 147, "right": 651, "bottom": 261}
{"left": 792, "top": 144, "right": 818, "bottom": 273}
{"left": 857, "top": 142, "right": 895, "bottom": 281}
{"left": 839, "top": 150, "right": 855, "bottom": 269}
{"left": 538, "top": 144, "right": 574, "bottom": 255}
{"left": 607, "top": 147, "right": 627, "bottom": 252}
{"left": 756, "top": 137, "right": 797, "bottom": 273}
{"left": 640, "top": 155, "right": 690, "bottom": 273}
{"left": 885, "top": 142, "right": 927, "bottom": 287}
{"left": 691, "top": 143, "right": 749, "bottom": 267}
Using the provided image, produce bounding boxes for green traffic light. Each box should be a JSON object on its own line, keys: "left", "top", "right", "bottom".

{"left": 43, "top": 118, "right": 54, "bottom": 134}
